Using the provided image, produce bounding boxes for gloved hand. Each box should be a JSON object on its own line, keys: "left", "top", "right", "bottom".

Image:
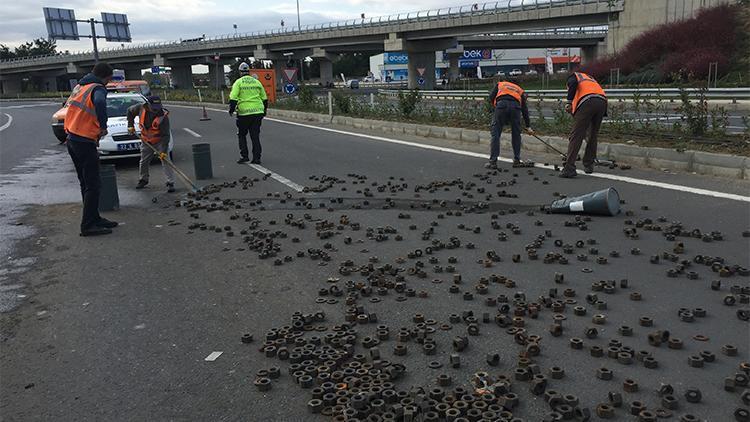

{"left": 525, "top": 127, "right": 535, "bottom": 135}
{"left": 158, "top": 152, "right": 168, "bottom": 161}
{"left": 127, "top": 126, "right": 135, "bottom": 135}
{"left": 565, "top": 102, "right": 572, "bottom": 114}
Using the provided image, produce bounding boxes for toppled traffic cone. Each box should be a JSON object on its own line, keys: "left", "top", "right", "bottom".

{"left": 200, "top": 106, "right": 211, "bottom": 121}
{"left": 549, "top": 187, "right": 620, "bottom": 216}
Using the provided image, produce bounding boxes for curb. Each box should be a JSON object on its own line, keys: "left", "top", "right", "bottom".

{"left": 167, "top": 101, "right": 749, "bottom": 180}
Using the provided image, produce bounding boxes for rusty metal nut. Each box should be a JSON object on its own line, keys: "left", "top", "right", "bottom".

{"left": 629, "top": 292, "right": 642, "bottom": 301}
{"left": 688, "top": 355, "right": 704, "bottom": 368}
{"left": 596, "top": 404, "right": 615, "bottom": 419}
{"left": 623, "top": 378, "right": 638, "bottom": 392}
{"left": 668, "top": 338, "right": 684, "bottom": 349}
{"left": 590, "top": 346, "right": 604, "bottom": 358}
{"left": 393, "top": 344, "right": 407, "bottom": 356}
{"left": 644, "top": 356, "right": 659, "bottom": 369}
{"left": 661, "top": 394, "right": 679, "bottom": 410}
{"left": 639, "top": 316, "right": 654, "bottom": 327}
{"left": 241, "top": 333, "right": 254, "bottom": 343}
{"left": 437, "top": 374, "right": 451, "bottom": 386}
{"left": 630, "top": 401, "right": 646, "bottom": 415}
{"left": 608, "top": 392, "right": 623, "bottom": 407}
{"left": 699, "top": 350, "right": 716, "bottom": 362}
{"left": 254, "top": 377, "right": 272, "bottom": 391}
{"left": 723, "top": 344, "right": 739, "bottom": 356}
{"left": 735, "top": 408, "right": 750, "bottom": 422}
{"left": 597, "top": 367, "right": 613, "bottom": 380}
{"left": 308, "top": 398, "right": 323, "bottom": 413}
{"left": 639, "top": 410, "right": 658, "bottom": 422}
{"left": 736, "top": 373, "right": 750, "bottom": 387}
{"left": 619, "top": 325, "right": 633, "bottom": 336}
{"left": 549, "top": 366, "right": 565, "bottom": 379}
{"left": 593, "top": 314, "right": 607, "bottom": 325}
{"left": 618, "top": 353, "right": 634, "bottom": 365}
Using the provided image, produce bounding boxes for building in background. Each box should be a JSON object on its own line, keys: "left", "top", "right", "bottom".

{"left": 369, "top": 48, "right": 581, "bottom": 82}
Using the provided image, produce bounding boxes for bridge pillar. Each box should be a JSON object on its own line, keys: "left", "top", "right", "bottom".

{"left": 170, "top": 65, "right": 193, "bottom": 89}
{"left": 41, "top": 76, "right": 59, "bottom": 92}
{"left": 311, "top": 48, "right": 336, "bottom": 87}
{"left": 207, "top": 63, "right": 226, "bottom": 89}
{"left": 1, "top": 76, "right": 23, "bottom": 95}
{"left": 581, "top": 41, "right": 606, "bottom": 65}
{"left": 406, "top": 51, "right": 436, "bottom": 90}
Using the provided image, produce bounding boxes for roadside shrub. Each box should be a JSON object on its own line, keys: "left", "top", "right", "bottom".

{"left": 298, "top": 84, "right": 316, "bottom": 108}
{"left": 397, "top": 89, "right": 421, "bottom": 117}
{"left": 332, "top": 90, "right": 352, "bottom": 114}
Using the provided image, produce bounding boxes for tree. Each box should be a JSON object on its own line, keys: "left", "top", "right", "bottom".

{"left": 333, "top": 53, "right": 370, "bottom": 78}
{"left": 0, "top": 38, "right": 57, "bottom": 59}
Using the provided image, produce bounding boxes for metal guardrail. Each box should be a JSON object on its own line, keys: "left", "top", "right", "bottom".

{"left": 378, "top": 88, "right": 750, "bottom": 101}
{"left": 1, "top": 0, "right": 618, "bottom": 68}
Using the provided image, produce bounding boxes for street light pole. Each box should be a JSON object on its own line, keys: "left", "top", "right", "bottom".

{"left": 296, "top": 0, "right": 305, "bottom": 82}
{"left": 89, "top": 18, "right": 100, "bottom": 62}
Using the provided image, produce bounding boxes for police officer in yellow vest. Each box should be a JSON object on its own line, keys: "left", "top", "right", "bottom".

{"left": 486, "top": 79, "right": 534, "bottom": 169}
{"left": 126, "top": 96, "right": 175, "bottom": 192}
{"left": 64, "top": 62, "right": 119, "bottom": 237}
{"left": 229, "top": 62, "right": 268, "bottom": 164}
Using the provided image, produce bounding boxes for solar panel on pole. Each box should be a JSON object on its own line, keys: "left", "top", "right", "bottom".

{"left": 101, "top": 12, "right": 132, "bottom": 42}
{"left": 43, "top": 7, "right": 80, "bottom": 41}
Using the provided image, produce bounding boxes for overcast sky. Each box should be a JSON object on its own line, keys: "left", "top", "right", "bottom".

{"left": 2, "top": 0, "right": 477, "bottom": 51}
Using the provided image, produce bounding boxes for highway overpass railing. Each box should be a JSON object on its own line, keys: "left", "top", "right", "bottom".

{"left": 1, "top": 0, "right": 618, "bottom": 68}
{"left": 377, "top": 88, "right": 750, "bottom": 101}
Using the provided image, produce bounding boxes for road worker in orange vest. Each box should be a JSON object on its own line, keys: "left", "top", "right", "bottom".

{"left": 126, "top": 96, "right": 175, "bottom": 192}
{"left": 486, "top": 78, "right": 534, "bottom": 169}
{"left": 64, "top": 62, "right": 119, "bottom": 237}
{"left": 560, "top": 71, "right": 607, "bottom": 178}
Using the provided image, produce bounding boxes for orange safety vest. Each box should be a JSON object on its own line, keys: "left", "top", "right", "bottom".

{"left": 138, "top": 107, "right": 169, "bottom": 144}
{"left": 493, "top": 81, "right": 524, "bottom": 106}
{"left": 63, "top": 83, "right": 103, "bottom": 141}
{"left": 571, "top": 72, "right": 606, "bottom": 114}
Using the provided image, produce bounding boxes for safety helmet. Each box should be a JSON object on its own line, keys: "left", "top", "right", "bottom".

{"left": 238, "top": 62, "right": 250, "bottom": 72}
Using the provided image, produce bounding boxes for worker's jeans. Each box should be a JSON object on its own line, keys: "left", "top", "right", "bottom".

{"left": 66, "top": 138, "right": 102, "bottom": 231}
{"left": 139, "top": 138, "right": 175, "bottom": 184}
{"left": 564, "top": 97, "right": 607, "bottom": 171}
{"left": 236, "top": 114, "right": 264, "bottom": 161}
{"left": 489, "top": 99, "right": 522, "bottom": 162}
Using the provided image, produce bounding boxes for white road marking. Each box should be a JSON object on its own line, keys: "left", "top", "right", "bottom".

{"left": 183, "top": 128, "right": 202, "bottom": 137}
{"left": 204, "top": 351, "right": 223, "bottom": 361}
{"left": 0, "top": 103, "right": 59, "bottom": 109}
{"left": 265, "top": 117, "right": 750, "bottom": 203}
{"left": 166, "top": 105, "right": 749, "bottom": 203}
{"left": 0, "top": 113, "right": 12, "bottom": 132}
{"left": 247, "top": 163, "right": 305, "bottom": 192}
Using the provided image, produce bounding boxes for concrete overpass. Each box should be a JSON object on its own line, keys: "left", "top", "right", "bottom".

{"left": 0, "top": 0, "right": 733, "bottom": 93}
{"left": 1, "top": 0, "right": 622, "bottom": 92}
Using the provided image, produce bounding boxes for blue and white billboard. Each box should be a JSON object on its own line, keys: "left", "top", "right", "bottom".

{"left": 384, "top": 52, "right": 409, "bottom": 65}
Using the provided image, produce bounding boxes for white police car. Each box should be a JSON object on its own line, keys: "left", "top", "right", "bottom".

{"left": 97, "top": 93, "right": 174, "bottom": 160}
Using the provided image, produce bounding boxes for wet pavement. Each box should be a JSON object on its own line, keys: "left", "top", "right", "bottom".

{"left": 0, "top": 101, "right": 748, "bottom": 421}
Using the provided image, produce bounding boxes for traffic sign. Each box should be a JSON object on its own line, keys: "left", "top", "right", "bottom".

{"left": 111, "top": 69, "right": 125, "bottom": 82}
{"left": 282, "top": 68, "right": 298, "bottom": 82}
{"left": 417, "top": 77, "right": 425, "bottom": 86}
{"left": 284, "top": 83, "right": 297, "bottom": 94}
{"left": 151, "top": 66, "right": 160, "bottom": 74}
{"left": 416, "top": 67, "right": 426, "bottom": 76}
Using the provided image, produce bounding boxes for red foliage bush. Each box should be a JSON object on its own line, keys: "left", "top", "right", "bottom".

{"left": 586, "top": 4, "right": 739, "bottom": 82}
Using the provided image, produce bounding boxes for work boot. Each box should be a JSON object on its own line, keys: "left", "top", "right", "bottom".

{"left": 559, "top": 167, "right": 577, "bottom": 178}
{"left": 237, "top": 157, "right": 250, "bottom": 164}
{"left": 485, "top": 161, "right": 498, "bottom": 170}
{"left": 584, "top": 164, "right": 594, "bottom": 174}
{"left": 95, "top": 217, "right": 118, "bottom": 228}
{"left": 251, "top": 159, "right": 261, "bottom": 165}
{"left": 135, "top": 179, "right": 148, "bottom": 189}
{"left": 80, "top": 226, "right": 113, "bottom": 237}
{"left": 166, "top": 182, "right": 176, "bottom": 193}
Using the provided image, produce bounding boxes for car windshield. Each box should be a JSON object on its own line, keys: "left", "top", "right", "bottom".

{"left": 106, "top": 96, "right": 144, "bottom": 117}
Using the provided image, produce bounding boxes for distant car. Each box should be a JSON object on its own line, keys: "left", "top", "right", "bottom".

{"left": 509, "top": 69, "right": 522, "bottom": 77}
{"left": 526, "top": 69, "right": 538, "bottom": 75}
{"left": 496, "top": 71, "right": 506, "bottom": 77}
{"left": 346, "top": 79, "right": 360, "bottom": 89}
{"left": 363, "top": 76, "right": 376, "bottom": 83}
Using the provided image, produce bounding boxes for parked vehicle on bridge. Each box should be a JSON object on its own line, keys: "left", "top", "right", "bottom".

{"left": 52, "top": 80, "right": 152, "bottom": 144}
{"left": 52, "top": 92, "right": 173, "bottom": 160}
{"left": 346, "top": 79, "right": 360, "bottom": 89}
{"left": 508, "top": 69, "right": 522, "bottom": 77}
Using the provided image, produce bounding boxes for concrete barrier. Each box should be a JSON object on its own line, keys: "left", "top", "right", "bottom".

{"left": 445, "top": 127, "right": 463, "bottom": 141}
{"left": 461, "top": 129, "right": 480, "bottom": 143}
{"left": 607, "top": 144, "right": 650, "bottom": 167}
{"left": 692, "top": 151, "right": 747, "bottom": 179}
{"left": 647, "top": 148, "right": 693, "bottom": 172}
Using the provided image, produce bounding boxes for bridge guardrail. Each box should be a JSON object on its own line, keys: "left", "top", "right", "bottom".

{"left": 0, "top": 0, "right": 618, "bottom": 68}
{"left": 377, "top": 88, "right": 750, "bottom": 101}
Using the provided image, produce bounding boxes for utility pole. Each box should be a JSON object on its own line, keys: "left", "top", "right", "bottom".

{"left": 89, "top": 18, "right": 99, "bottom": 62}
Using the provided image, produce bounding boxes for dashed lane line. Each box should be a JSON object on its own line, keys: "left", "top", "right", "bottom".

{"left": 0, "top": 113, "right": 13, "bottom": 132}
{"left": 183, "top": 128, "right": 202, "bottom": 137}
{"left": 246, "top": 163, "right": 305, "bottom": 193}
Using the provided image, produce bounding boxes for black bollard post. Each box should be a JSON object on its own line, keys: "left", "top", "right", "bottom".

{"left": 99, "top": 164, "right": 120, "bottom": 211}
{"left": 192, "top": 143, "right": 213, "bottom": 180}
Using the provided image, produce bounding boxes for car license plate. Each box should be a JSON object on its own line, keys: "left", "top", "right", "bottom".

{"left": 117, "top": 142, "right": 141, "bottom": 151}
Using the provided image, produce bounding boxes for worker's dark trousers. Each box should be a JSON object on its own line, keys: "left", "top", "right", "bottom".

{"left": 564, "top": 97, "right": 607, "bottom": 171}
{"left": 489, "top": 99, "right": 522, "bottom": 162}
{"left": 66, "top": 138, "right": 102, "bottom": 231}
{"left": 236, "top": 114, "right": 264, "bottom": 161}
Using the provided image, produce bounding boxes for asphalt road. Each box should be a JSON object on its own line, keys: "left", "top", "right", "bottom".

{"left": 0, "top": 101, "right": 749, "bottom": 421}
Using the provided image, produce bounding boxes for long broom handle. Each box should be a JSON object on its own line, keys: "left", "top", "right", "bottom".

{"left": 141, "top": 140, "right": 199, "bottom": 192}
